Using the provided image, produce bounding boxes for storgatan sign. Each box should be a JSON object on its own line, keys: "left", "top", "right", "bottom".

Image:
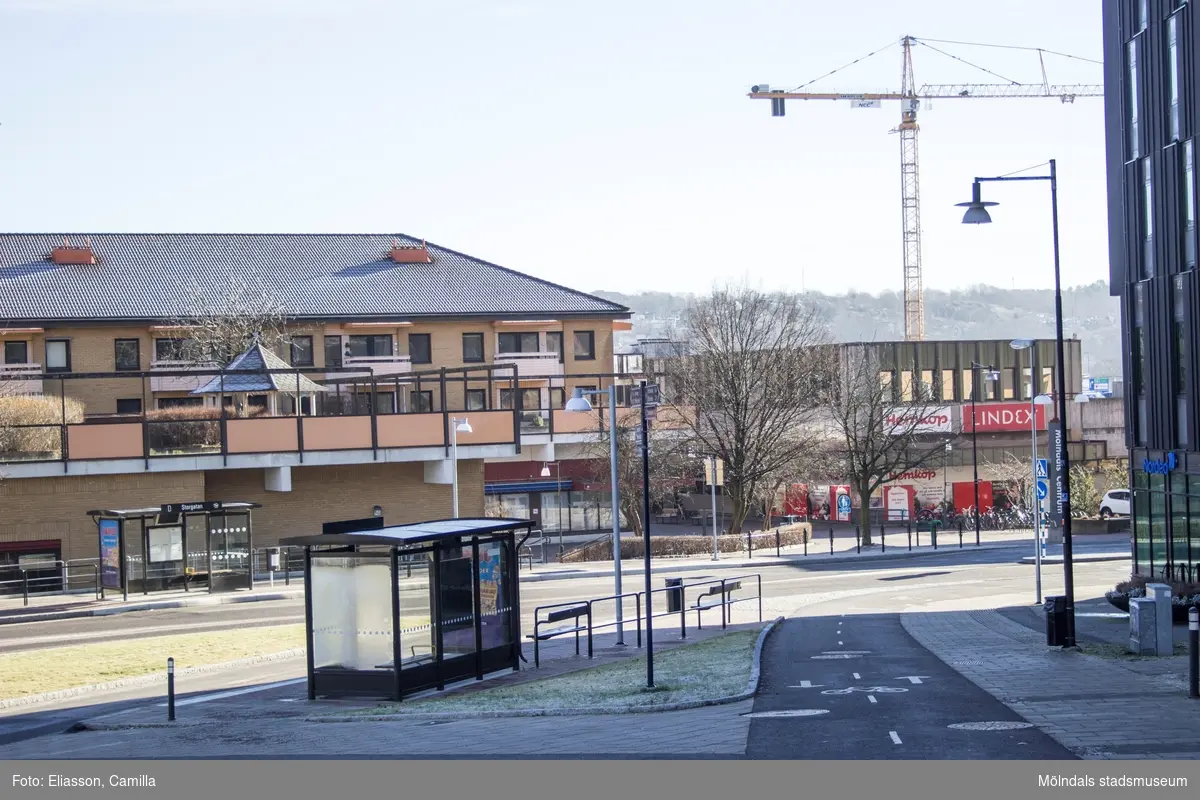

{"left": 1142, "top": 453, "right": 1177, "bottom": 475}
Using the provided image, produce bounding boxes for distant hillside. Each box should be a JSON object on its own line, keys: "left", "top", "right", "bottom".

{"left": 595, "top": 282, "right": 1123, "bottom": 380}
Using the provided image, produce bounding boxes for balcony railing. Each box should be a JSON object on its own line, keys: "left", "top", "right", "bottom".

{"left": 337, "top": 354, "right": 412, "bottom": 379}
{"left": 494, "top": 352, "right": 564, "bottom": 378}
{"left": 0, "top": 364, "right": 42, "bottom": 395}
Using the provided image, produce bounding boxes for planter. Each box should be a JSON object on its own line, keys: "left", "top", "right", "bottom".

{"left": 1106, "top": 592, "right": 1199, "bottom": 623}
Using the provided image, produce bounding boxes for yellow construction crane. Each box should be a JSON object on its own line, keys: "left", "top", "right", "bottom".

{"left": 750, "top": 35, "right": 1102, "bottom": 341}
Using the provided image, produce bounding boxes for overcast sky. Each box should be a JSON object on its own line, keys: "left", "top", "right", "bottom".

{"left": 0, "top": 0, "right": 1107, "bottom": 296}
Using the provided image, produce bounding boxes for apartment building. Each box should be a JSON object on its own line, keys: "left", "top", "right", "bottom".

{"left": 0, "top": 233, "right": 632, "bottom": 575}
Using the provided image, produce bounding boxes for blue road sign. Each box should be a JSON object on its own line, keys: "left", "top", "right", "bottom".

{"left": 1036, "top": 459, "right": 1048, "bottom": 480}
{"left": 1036, "top": 480, "right": 1048, "bottom": 501}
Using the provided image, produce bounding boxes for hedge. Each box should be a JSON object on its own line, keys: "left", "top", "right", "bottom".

{"left": 561, "top": 522, "right": 812, "bottom": 563}
{"left": 0, "top": 395, "right": 85, "bottom": 456}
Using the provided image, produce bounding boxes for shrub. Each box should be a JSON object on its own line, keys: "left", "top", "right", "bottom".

{"left": 561, "top": 523, "right": 812, "bottom": 563}
{"left": 145, "top": 406, "right": 221, "bottom": 452}
{"left": 0, "top": 394, "right": 85, "bottom": 456}
{"left": 1109, "top": 575, "right": 1200, "bottom": 605}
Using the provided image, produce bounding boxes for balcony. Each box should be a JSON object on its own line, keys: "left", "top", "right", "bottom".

{"left": 150, "top": 360, "right": 216, "bottom": 393}
{"left": 494, "top": 352, "right": 563, "bottom": 379}
{"left": 0, "top": 364, "right": 43, "bottom": 395}
{"left": 335, "top": 355, "right": 413, "bottom": 380}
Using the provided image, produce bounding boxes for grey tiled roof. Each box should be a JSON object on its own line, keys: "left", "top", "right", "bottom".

{"left": 191, "top": 344, "right": 328, "bottom": 395}
{"left": 0, "top": 233, "right": 629, "bottom": 323}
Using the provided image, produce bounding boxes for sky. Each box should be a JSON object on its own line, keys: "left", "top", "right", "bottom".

{"left": 0, "top": 0, "right": 1108, "bottom": 297}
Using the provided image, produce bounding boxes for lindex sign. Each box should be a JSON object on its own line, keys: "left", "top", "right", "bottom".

{"left": 962, "top": 401, "right": 1048, "bottom": 433}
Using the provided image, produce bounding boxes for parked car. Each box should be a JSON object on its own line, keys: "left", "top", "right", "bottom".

{"left": 1099, "top": 489, "right": 1131, "bottom": 518}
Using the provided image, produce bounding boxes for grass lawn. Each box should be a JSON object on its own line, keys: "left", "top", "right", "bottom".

{"left": 0, "top": 624, "right": 304, "bottom": 700}
{"left": 347, "top": 627, "right": 763, "bottom": 716}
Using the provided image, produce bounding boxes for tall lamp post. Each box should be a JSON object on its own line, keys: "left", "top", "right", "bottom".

{"left": 1011, "top": 338, "right": 1055, "bottom": 603}
{"left": 565, "top": 386, "right": 625, "bottom": 645}
{"left": 449, "top": 417, "right": 472, "bottom": 518}
{"left": 540, "top": 461, "right": 565, "bottom": 557}
{"left": 968, "top": 362, "right": 1000, "bottom": 545}
{"left": 958, "top": 158, "right": 1077, "bottom": 648}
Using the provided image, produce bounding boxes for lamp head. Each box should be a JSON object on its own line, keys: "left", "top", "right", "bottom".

{"left": 455, "top": 418, "right": 473, "bottom": 433}
{"left": 956, "top": 182, "right": 997, "bottom": 224}
{"left": 1034, "top": 394, "right": 1054, "bottom": 406}
{"left": 1073, "top": 393, "right": 1091, "bottom": 404}
{"left": 1009, "top": 338, "right": 1034, "bottom": 351}
{"left": 564, "top": 388, "right": 593, "bottom": 412}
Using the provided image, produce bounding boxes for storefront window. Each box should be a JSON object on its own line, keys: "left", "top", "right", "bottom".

{"left": 1150, "top": 475, "right": 1168, "bottom": 577}
{"left": 1134, "top": 488, "right": 1150, "bottom": 573}
{"left": 540, "top": 492, "right": 566, "bottom": 532}
{"left": 1172, "top": 491, "right": 1189, "bottom": 578}
{"left": 1190, "top": 477, "right": 1200, "bottom": 575}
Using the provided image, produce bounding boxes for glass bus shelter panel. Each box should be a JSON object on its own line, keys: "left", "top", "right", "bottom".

{"left": 438, "top": 543, "right": 477, "bottom": 662}
{"left": 124, "top": 521, "right": 147, "bottom": 594}
{"left": 310, "top": 554, "right": 394, "bottom": 672}
{"left": 478, "top": 539, "right": 514, "bottom": 652}
{"left": 208, "top": 513, "right": 251, "bottom": 593}
{"left": 396, "top": 552, "right": 434, "bottom": 669}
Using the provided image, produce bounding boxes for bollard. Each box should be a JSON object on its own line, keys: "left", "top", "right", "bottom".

{"left": 856, "top": 528, "right": 861, "bottom": 554}
{"left": 933, "top": 523, "right": 938, "bottom": 550}
{"left": 880, "top": 525, "right": 885, "bottom": 553}
{"left": 916, "top": 528, "right": 920, "bottom": 548}
{"left": 907, "top": 529, "right": 912, "bottom": 551}
{"left": 22, "top": 571, "right": 29, "bottom": 607}
{"left": 959, "top": 528, "right": 963, "bottom": 548}
{"left": 804, "top": 533, "right": 808, "bottom": 557}
{"left": 1190, "top": 607, "right": 1198, "bottom": 700}
{"left": 829, "top": 528, "right": 834, "bottom": 555}
{"left": 167, "top": 657, "right": 176, "bottom": 721}
{"left": 775, "top": 528, "right": 781, "bottom": 558}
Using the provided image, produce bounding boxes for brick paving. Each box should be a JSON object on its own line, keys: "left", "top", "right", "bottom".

{"left": 902, "top": 610, "right": 1200, "bottom": 760}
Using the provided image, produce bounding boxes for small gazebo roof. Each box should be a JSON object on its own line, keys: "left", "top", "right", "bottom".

{"left": 280, "top": 517, "right": 534, "bottom": 548}
{"left": 191, "top": 343, "right": 328, "bottom": 396}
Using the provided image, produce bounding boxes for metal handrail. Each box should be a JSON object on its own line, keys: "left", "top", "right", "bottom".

{"left": 0, "top": 560, "right": 100, "bottom": 606}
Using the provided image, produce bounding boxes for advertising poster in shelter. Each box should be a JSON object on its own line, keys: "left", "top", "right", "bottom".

{"left": 99, "top": 518, "right": 121, "bottom": 589}
{"left": 478, "top": 544, "right": 501, "bottom": 616}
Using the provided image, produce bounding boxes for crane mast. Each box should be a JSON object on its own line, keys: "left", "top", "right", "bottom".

{"left": 749, "top": 36, "right": 1102, "bottom": 341}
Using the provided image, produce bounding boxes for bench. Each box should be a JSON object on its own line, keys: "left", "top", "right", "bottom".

{"left": 375, "top": 645, "right": 436, "bottom": 670}
{"left": 526, "top": 604, "right": 592, "bottom": 667}
{"left": 691, "top": 581, "right": 741, "bottom": 630}
{"left": 654, "top": 509, "right": 682, "bottom": 524}
{"left": 519, "top": 537, "right": 547, "bottom": 570}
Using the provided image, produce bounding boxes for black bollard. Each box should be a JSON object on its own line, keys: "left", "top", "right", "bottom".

{"left": 856, "top": 528, "right": 861, "bottom": 554}
{"left": 1190, "top": 608, "right": 1198, "bottom": 700}
{"left": 804, "top": 533, "right": 808, "bottom": 556}
{"left": 829, "top": 527, "right": 834, "bottom": 555}
{"left": 167, "top": 657, "right": 176, "bottom": 722}
{"left": 775, "top": 528, "right": 781, "bottom": 558}
{"left": 880, "top": 525, "right": 885, "bottom": 553}
{"left": 907, "top": 528, "right": 912, "bottom": 551}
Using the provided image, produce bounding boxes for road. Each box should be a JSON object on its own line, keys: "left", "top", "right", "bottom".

{"left": 0, "top": 543, "right": 1130, "bottom": 752}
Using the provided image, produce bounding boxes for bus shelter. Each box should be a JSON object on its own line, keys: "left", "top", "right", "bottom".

{"left": 281, "top": 517, "right": 533, "bottom": 701}
{"left": 87, "top": 501, "right": 262, "bottom": 600}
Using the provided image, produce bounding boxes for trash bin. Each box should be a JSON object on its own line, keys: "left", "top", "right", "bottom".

{"left": 267, "top": 547, "right": 281, "bottom": 571}
{"left": 1045, "top": 595, "right": 1068, "bottom": 646}
{"left": 665, "top": 578, "right": 684, "bottom": 614}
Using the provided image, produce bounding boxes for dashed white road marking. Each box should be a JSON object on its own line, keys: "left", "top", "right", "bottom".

{"left": 896, "top": 676, "right": 930, "bottom": 685}
{"left": 868, "top": 695, "right": 877, "bottom": 704}
{"left": 889, "top": 730, "right": 902, "bottom": 745}
{"left": 743, "top": 709, "right": 830, "bottom": 719}
{"left": 155, "top": 678, "right": 305, "bottom": 708}
{"left": 788, "top": 681, "right": 824, "bottom": 689}
{"left": 852, "top": 673, "right": 861, "bottom": 679}
{"left": 838, "top": 641, "right": 844, "bottom": 645}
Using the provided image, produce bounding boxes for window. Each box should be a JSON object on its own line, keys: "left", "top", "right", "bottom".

{"left": 466, "top": 389, "right": 486, "bottom": 411}
{"left": 324, "top": 336, "right": 343, "bottom": 368}
{"left": 919, "top": 369, "right": 934, "bottom": 401}
{"left": 1185, "top": 140, "right": 1196, "bottom": 269}
{"left": 940, "top": 369, "right": 955, "bottom": 401}
{"left": 1169, "top": 14, "right": 1181, "bottom": 141}
{"left": 45, "top": 339, "right": 70, "bottom": 372}
{"left": 880, "top": 371, "right": 895, "bottom": 402}
{"left": 154, "top": 338, "right": 195, "bottom": 362}
{"left": 961, "top": 369, "right": 973, "bottom": 401}
{"left": 462, "top": 333, "right": 485, "bottom": 363}
{"left": 1143, "top": 157, "right": 1154, "bottom": 277}
{"left": 355, "top": 391, "right": 395, "bottom": 415}
{"left": 113, "top": 339, "right": 140, "bottom": 371}
{"left": 3, "top": 341, "right": 28, "bottom": 364}
{"left": 247, "top": 395, "right": 269, "bottom": 410}
{"left": 521, "top": 388, "right": 541, "bottom": 411}
{"left": 408, "top": 333, "right": 432, "bottom": 365}
{"left": 158, "top": 397, "right": 203, "bottom": 409}
{"left": 1128, "top": 39, "right": 1140, "bottom": 159}
{"left": 900, "top": 370, "right": 914, "bottom": 402}
{"left": 1133, "top": 326, "right": 1146, "bottom": 394}
{"left": 573, "top": 331, "right": 596, "bottom": 360}
{"left": 116, "top": 398, "right": 143, "bottom": 414}
{"left": 410, "top": 390, "right": 433, "bottom": 413}
{"left": 1139, "top": 0, "right": 1148, "bottom": 31}
{"left": 499, "top": 388, "right": 514, "bottom": 410}
{"left": 546, "top": 332, "right": 564, "bottom": 363}
{"left": 551, "top": 387, "right": 565, "bottom": 409}
{"left": 290, "top": 336, "right": 314, "bottom": 367}
{"left": 498, "top": 332, "right": 539, "bottom": 353}
{"left": 348, "top": 335, "right": 393, "bottom": 358}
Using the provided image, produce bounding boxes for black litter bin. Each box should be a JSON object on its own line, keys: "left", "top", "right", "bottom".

{"left": 665, "top": 578, "right": 684, "bottom": 613}
{"left": 1044, "top": 595, "right": 1068, "bottom": 646}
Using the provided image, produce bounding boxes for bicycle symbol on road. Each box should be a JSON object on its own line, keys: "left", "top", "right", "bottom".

{"left": 820, "top": 686, "right": 909, "bottom": 695}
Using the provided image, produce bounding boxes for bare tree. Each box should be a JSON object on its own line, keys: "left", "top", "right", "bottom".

{"left": 664, "top": 284, "right": 834, "bottom": 535}
{"left": 829, "top": 345, "right": 949, "bottom": 545}
{"left": 754, "top": 444, "right": 844, "bottom": 530}
{"left": 168, "top": 278, "right": 303, "bottom": 367}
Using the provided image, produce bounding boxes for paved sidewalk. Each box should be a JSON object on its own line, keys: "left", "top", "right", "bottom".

{"left": 903, "top": 610, "right": 1200, "bottom": 760}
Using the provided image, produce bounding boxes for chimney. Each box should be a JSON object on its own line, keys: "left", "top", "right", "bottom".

{"left": 389, "top": 239, "right": 432, "bottom": 264}
{"left": 51, "top": 236, "right": 97, "bottom": 265}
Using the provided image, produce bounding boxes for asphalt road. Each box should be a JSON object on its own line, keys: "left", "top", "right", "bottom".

{"left": 745, "top": 616, "right": 1075, "bottom": 759}
{"left": 0, "top": 544, "right": 1131, "bottom": 750}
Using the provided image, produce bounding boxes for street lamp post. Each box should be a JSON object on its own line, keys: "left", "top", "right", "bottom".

{"left": 1011, "top": 339, "right": 1055, "bottom": 604}
{"left": 540, "top": 461, "right": 564, "bottom": 557}
{"left": 968, "top": 362, "right": 999, "bottom": 545}
{"left": 565, "top": 386, "right": 625, "bottom": 645}
{"left": 449, "top": 417, "right": 473, "bottom": 518}
{"left": 959, "top": 158, "right": 1077, "bottom": 648}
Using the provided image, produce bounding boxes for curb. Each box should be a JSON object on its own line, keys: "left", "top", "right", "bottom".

{"left": 0, "top": 590, "right": 305, "bottom": 626}
{"left": 302, "top": 617, "right": 784, "bottom": 723}
{"left": 1, "top": 649, "right": 305, "bottom": 711}
{"left": 1019, "top": 553, "right": 1129, "bottom": 564}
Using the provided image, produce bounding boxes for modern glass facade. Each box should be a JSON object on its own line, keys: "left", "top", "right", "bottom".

{"left": 1130, "top": 448, "right": 1199, "bottom": 581}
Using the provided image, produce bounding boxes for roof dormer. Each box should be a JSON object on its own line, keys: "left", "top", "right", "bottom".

{"left": 51, "top": 237, "right": 97, "bottom": 265}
